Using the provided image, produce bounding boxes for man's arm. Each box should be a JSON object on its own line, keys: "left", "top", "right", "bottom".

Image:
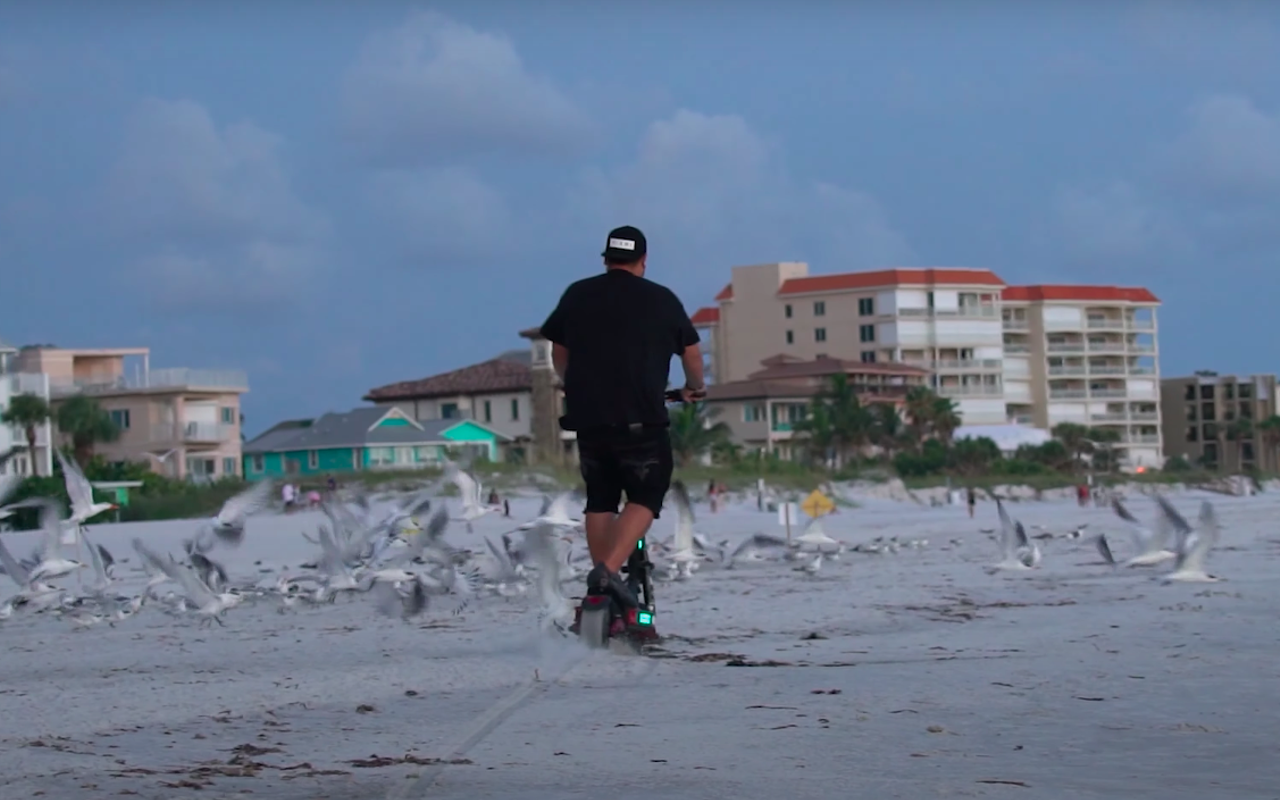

{"left": 551, "top": 343, "right": 569, "bottom": 382}
{"left": 672, "top": 296, "right": 705, "bottom": 399}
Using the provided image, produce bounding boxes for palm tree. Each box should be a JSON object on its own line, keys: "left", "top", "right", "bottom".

{"left": 1086, "top": 427, "right": 1122, "bottom": 474}
{"left": 1225, "top": 418, "right": 1255, "bottom": 474}
{"left": 667, "top": 402, "right": 732, "bottom": 467}
{"left": 904, "top": 386, "right": 936, "bottom": 448}
{"left": 792, "top": 401, "right": 837, "bottom": 467}
{"left": 56, "top": 395, "right": 121, "bottom": 466}
{"left": 869, "top": 402, "right": 909, "bottom": 462}
{"left": 929, "top": 396, "right": 962, "bottom": 445}
{"left": 1051, "top": 422, "right": 1092, "bottom": 472}
{"left": 1, "top": 393, "right": 51, "bottom": 475}
{"left": 1258, "top": 415, "right": 1280, "bottom": 473}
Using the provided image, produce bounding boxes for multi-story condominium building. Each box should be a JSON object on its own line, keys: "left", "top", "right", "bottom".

{"left": 691, "top": 262, "right": 1009, "bottom": 425}
{"left": 1001, "top": 286, "right": 1163, "bottom": 469}
{"left": 14, "top": 346, "right": 248, "bottom": 481}
{"left": 1160, "top": 372, "right": 1278, "bottom": 472}
{"left": 704, "top": 354, "right": 929, "bottom": 459}
{"left": 0, "top": 337, "right": 54, "bottom": 477}
{"left": 691, "top": 264, "right": 1164, "bottom": 469}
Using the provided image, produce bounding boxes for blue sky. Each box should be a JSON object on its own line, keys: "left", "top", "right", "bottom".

{"left": 2, "top": 1, "right": 1278, "bottom": 435}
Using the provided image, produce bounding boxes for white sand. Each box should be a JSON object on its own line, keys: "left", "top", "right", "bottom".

{"left": 1, "top": 490, "right": 1278, "bottom": 799}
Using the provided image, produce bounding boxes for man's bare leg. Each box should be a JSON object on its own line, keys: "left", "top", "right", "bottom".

{"left": 604, "top": 503, "right": 656, "bottom": 573}
{"left": 584, "top": 512, "right": 616, "bottom": 565}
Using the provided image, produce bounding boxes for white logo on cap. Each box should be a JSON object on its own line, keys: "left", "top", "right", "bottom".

{"left": 608, "top": 237, "right": 636, "bottom": 251}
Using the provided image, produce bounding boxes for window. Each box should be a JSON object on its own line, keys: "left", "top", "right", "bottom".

{"left": 1239, "top": 383, "right": 1253, "bottom": 400}
{"left": 1186, "top": 405, "right": 1197, "bottom": 422}
{"left": 1184, "top": 384, "right": 1196, "bottom": 401}
{"left": 858, "top": 297, "right": 874, "bottom": 316}
{"left": 221, "top": 407, "right": 235, "bottom": 424}
{"left": 441, "top": 402, "right": 459, "bottom": 419}
{"left": 1186, "top": 427, "right": 1198, "bottom": 442}
{"left": 109, "top": 409, "right": 131, "bottom": 429}
{"left": 813, "top": 301, "right": 826, "bottom": 316}
{"left": 784, "top": 304, "right": 793, "bottom": 318}
{"left": 861, "top": 351, "right": 877, "bottom": 364}
{"left": 307, "top": 450, "right": 319, "bottom": 469}
{"left": 511, "top": 398, "right": 520, "bottom": 420}
{"left": 483, "top": 400, "right": 492, "bottom": 423}
{"left": 743, "top": 405, "right": 764, "bottom": 422}
{"left": 1203, "top": 423, "right": 1218, "bottom": 439}
{"left": 1243, "top": 442, "right": 1255, "bottom": 461}
{"left": 1241, "top": 402, "right": 1253, "bottom": 419}
{"left": 859, "top": 324, "right": 876, "bottom": 343}
{"left": 1199, "top": 385, "right": 1214, "bottom": 400}
{"left": 251, "top": 454, "right": 264, "bottom": 472}
{"left": 222, "top": 457, "right": 236, "bottom": 476}
{"left": 367, "top": 447, "right": 395, "bottom": 466}
{"left": 785, "top": 330, "right": 794, "bottom": 344}
{"left": 1202, "top": 402, "right": 1215, "bottom": 420}
{"left": 815, "top": 328, "right": 827, "bottom": 342}
{"left": 926, "top": 291, "right": 935, "bottom": 308}
{"left": 1225, "top": 384, "right": 1235, "bottom": 400}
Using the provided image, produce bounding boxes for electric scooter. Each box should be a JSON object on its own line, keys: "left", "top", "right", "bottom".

{"left": 574, "top": 389, "right": 688, "bottom": 651}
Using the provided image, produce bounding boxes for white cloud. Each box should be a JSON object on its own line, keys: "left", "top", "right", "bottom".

{"left": 101, "top": 98, "right": 328, "bottom": 311}
{"left": 339, "top": 10, "right": 596, "bottom": 165}
{"left": 571, "top": 109, "right": 915, "bottom": 272}
{"left": 1152, "top": 94, "right": 1280, "bottom": 203}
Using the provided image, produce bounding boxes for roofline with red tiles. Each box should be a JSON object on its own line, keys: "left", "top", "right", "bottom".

{"left": 1001, "top": 285, "right": 1160, "bottom": 304}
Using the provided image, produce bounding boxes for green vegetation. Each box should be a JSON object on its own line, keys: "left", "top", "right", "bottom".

{"left": 1, "top": 393, "right": 53, "bottom": 475}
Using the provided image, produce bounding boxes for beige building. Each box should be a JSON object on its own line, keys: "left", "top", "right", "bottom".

{"left": 693, "top": 263, "right": 1009, "bottom": 425}
{"left": 1160, "top": 373, "right": 1278, "bottom": 472}
{"left": 1001, "top": 286, "right": 1163, "bottom": 469}
{"left": 705, "top": 354, "right": 929, "bottom": 459}
{"left": 691, "top": 264, "right": 1165, "bottom": 471}
{"left": 14, "top": 346, "right": 247, "bottom": 480}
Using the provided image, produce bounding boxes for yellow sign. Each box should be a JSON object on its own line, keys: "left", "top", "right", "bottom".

{"left": 801, "top": 489, "right": 835, "bottom": 518}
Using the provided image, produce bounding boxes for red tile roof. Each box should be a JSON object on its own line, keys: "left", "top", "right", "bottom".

{"left": 714, "top": 283, "right": 734, "bottom": 301}
{"left": 364, "top": 358, "right": 532, "bottom": 401}
{"left": 690, "top": 306, "right": 720, "bottom": 325}
{"left": 778, "top": 268, "right": 1005, "bottom": 296}
{"left": 1002, "top": 285, "right": 1159, "bottom": 303}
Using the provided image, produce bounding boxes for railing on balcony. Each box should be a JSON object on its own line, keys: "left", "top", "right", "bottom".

{"left": 937, "top": 384, "right": 1003, "bottom": 397}
{"left": 1046, "top": 342, "right": 1084, "bottom": 353}
{"left": 1129, "top": 411, "right": 1159, "bottom": 421}
{"left": 4, "top": 373, "right": 50, "bottom": 397}
{"left": 1086, "top": 318, "right": 1125, "bottom": 329}
{"left": 1010, "top": 415, "right": 1034, "bottom": 425}
{"left": 898, "top": 306, "right": 999, "bottom": 319}
{"left": 1129, "top": 366, "right": 1157, "bottom": 375}
{"left": 1002, "top": 319, "right": 1029, "bottom": 330}
{"left": 1090, "top": 412, "right": 1128, "bottom": 422}
{"left": 1128, "top": 319, "right": 1155, "bottom": 330}
{"left": 1087, "top": 342, "right": 1126, "bottom": 353}
{"left": 178, "top": 422, "right": 234, "bottom": 443}
{"left": 1003, "top": 344, "right": 1031, "bottom": 354}
{"left": 49, "top": 368, "right": 249, "bottom": 397}
{"left": 1090, "top": 388, "right": 1128, "bottom": 398}
{"left": 1048, "top": 389, "right": 1087, "bottom": 399}
{"left": 1048, "top": 366, "right": 1086, "bottom": 376}
{"left": 1088, "top": 365, "right": 1126, "bottom": 375}
{"left": 1129, "top": 342, "right": 1156, "bottom": 353}
{"left": 1125, "top": 433, "right": 1161, "bottom": 445}
{"left": 906, "top": 359, "right": 1003, "bottom": 371}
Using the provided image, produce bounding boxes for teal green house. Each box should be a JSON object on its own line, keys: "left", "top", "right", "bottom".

{"left": 242, "top": 406, "right": 511, "bottom": 480}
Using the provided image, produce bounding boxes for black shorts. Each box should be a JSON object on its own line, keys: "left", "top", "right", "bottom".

{"left": 577, "top": 427, "right": 674, "bottom": 518}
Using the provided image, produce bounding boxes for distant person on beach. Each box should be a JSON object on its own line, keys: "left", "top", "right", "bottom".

{"left": 307, "top": 489, "right": 321, "bottom": 508}
{"left": 282, "top": 482, "right": 296, "bottom": 513}
{"left": 966, "top": 486, "right": 976, "bottom": 518}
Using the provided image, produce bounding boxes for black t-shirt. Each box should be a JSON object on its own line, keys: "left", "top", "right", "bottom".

{"left": 540, "top": 270, "right": 700, "bottom": 430}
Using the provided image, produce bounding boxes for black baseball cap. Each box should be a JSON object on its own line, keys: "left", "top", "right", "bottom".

{"left": 601, "top": 225, "right": 647, "bottom": 263}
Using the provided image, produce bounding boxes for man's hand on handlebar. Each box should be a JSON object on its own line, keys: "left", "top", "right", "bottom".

{"left": 680, "top": 384, "right": 707, "bottom": 403}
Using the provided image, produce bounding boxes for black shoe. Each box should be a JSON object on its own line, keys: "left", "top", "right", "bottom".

{"left": 586, "top": 562, "right": 639, "bottom": 608}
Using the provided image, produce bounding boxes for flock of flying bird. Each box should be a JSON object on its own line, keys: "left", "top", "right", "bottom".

{"left": 0, "top": 438, "right": 1228, "bottom": 635}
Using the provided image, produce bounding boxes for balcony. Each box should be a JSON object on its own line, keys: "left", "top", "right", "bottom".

{"left": 49, "top": 368, "right": 249, "bottom": 398}
{"left": 1010, "top": 415, "right": 1034, "bottom": 425}
{"left": 1090, "top": 388, "right": 1128, "bottom": 399}
{"left": 177, "top": 422, "right": 234, "bottom": 444}
{"left": 1048, "top": 389, "right": 1087, "bottom": 399}
{"left": 1003, "top": 344, "right": 1031, "bottom": 354}
{"left": 1129, "top": 342, "right": 1156, "bottom": 353}
{"left": 1088, "top": 365, "right": 1127, "bottom": 375}
{"left": 898, "top": 306, "right": 999, "bottom": 319}
{"left": 1129, "top": 411, "right": 1159, "bottom": 421}
{"left": 1003, "top": 319, "right": 1029, "bottom": 330}
{"left": 1048, "top": 366, "right": 1086, "bottom": 376}
{"left": 1124, "top": 433, "right": 1161, "bottom": 445}
{"left": 1046, "top": 342, "right": 1084, "bottom": 353}
{"left": 1087, "top": 342, "right": 1126, "bottom": 353}
{"left": 907, "top": 359, "right": 1003, "bottom": 372}
{"left": 1091, "top": 412, "right": 1128, "bottom": 422}
{"left": 5, "top": 373, "right": 50, "bottom": 397}
{"left": 1129, "top": 366, "right": 1157, "bottom": 375}
{"left": 1086, "top": 318, "right": 1125, "bottom": 329}
{"left": 1128, "top": 319, "right": 1155, "bottom": 330}
{"left": 937, "top": 385, "right": 1003, "bottom": 397}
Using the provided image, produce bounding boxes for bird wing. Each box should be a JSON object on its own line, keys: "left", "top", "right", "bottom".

{"left": 131, "top": 538, "right": 217, "bottom": 607}
{"left": 80, "top": 528, "right": 109, "bottom": 585}
{"left": 537, "top": 493, "right": 552, "bottom": 517}
{"left": 670, "top": 481, "right": 695, "bottom": 552}
{"left": 217, "top": 479, "right": 274, "bottom": 525}
{"left": 0, "top": 530, "right": 30, "bottom": 586}
{"left": 995, "top": 498, "right": 1018, "bottom": 559}
{"left": 56, "top": 449, "right": 95, "bottom": 519}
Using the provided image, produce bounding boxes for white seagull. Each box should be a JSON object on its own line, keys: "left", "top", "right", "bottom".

{"left": 991, "top": 497, "right": 1041, "bottom": 571}
{"left": 56, "top": 449, "right": 115, "bottom": 525}
{"left": 666, "top": 481, "right": 699, "bottom": 579}
{"left": 1159, "top": 497, "right": 1221, "bottom": 584}
{"left": 444, "top": 461, "right": 496, "bottom": 532}
{"left": 132, "top": 538, "right": 243, "bottom": 625}
{"left": 1111, "top": 497, "right": 1178, "bottom": 567}
{"left": 205, "top": 479, "right": 276, "bottom": 547}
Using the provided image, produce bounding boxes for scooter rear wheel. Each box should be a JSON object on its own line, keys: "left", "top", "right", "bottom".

{"left": 578, "top": 598, "right": 612, "bottom": 649}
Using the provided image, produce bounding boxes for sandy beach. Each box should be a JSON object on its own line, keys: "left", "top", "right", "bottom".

{"left": 1, "top": 488, "right": 1276, "bottom": 799}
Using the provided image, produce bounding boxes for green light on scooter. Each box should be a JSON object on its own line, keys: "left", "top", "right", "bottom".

{"left": 637, "top": 539, "right": 644, "bottom": 550}
{"left": 637, "top": 612, "right": 653, "bottom": 626}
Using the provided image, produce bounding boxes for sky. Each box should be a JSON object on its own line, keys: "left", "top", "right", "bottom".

{"left": 2, "top": 1, "right": 1278, "bottom": 436}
